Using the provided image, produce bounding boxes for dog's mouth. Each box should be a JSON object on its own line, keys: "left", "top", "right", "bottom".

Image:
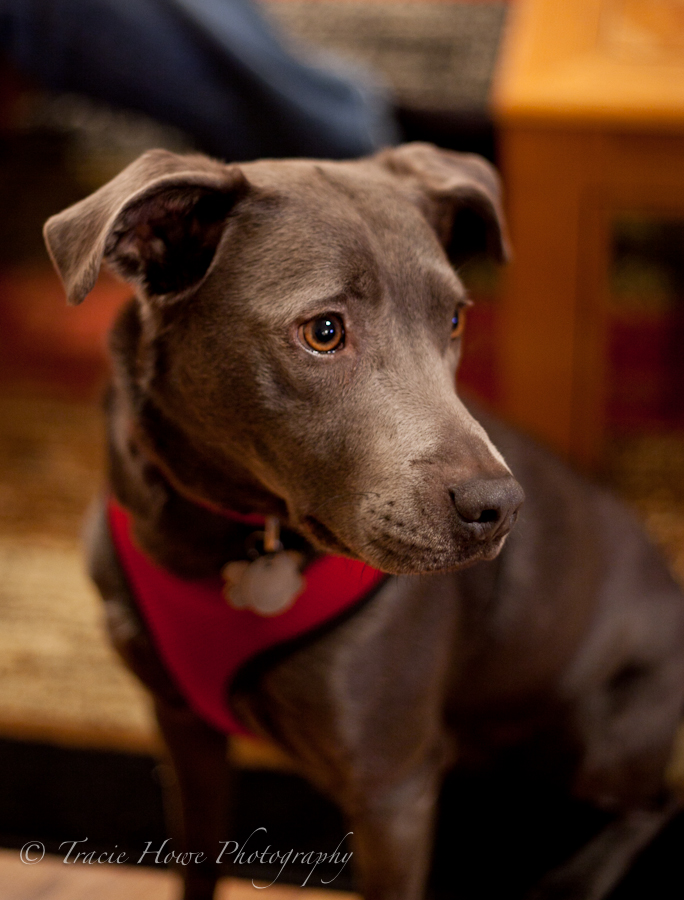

{"left": 301, "top": 515, "right": 355, "bottom": 556}
{"left": 366, "top": 529, "right": 508, "bottom": 575}
{"left": 300, "top": 512, "right": 509, "bottom": 575}
{"left": 455, "top": 533, "right": 509, "bottom": 567}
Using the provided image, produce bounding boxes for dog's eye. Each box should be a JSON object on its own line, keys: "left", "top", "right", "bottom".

{"left": 450, "top": 307, "right": 466, "bottom": 340}
{"left": 301, "top": 314, "right": 345, "bottom": 353}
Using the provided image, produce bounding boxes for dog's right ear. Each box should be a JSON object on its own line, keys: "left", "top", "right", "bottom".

{"left": 44, "top": 149, "right": 250, "bottom": 305}
{"left": 377, "top": 142, "right": 509, "bottom": 268}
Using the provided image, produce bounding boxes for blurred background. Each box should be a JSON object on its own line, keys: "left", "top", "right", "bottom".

{"left": 0, "top": 0, "right": 683, "bottom": 896}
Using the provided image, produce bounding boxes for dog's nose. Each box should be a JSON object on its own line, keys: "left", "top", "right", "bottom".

{"left": 449, "top": 475, "right": 524, "bottom": 540}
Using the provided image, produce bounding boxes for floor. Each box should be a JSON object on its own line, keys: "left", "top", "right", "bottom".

{"left": 0, "top": 848, "right": 358, "bottom": 900}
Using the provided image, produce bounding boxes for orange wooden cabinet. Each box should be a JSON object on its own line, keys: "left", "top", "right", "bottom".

{"left": 492, "top": 0, "right": 684, "bottom": 467}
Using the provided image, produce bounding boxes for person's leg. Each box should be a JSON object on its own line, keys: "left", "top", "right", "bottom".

{"left": 0, "top": 0, "right": 397, "bottom": 160}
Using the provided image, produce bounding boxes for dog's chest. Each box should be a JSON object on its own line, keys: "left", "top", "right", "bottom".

{"left": 108, "top": 498, "right": 385, "bottom": 734}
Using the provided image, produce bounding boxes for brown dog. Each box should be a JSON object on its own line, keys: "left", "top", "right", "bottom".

{"left": 44, "top": 144, "right": 684, "bottom": 900}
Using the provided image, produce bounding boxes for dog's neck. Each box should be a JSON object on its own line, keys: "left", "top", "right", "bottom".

{"left": 108, "top": 417, "right": 316, "bottom": 578}
{"left": 106, "top": 299, "right": 313, "bottom": 578}
{"left": 132, "top": 396, "right": 288, "bottom": 519}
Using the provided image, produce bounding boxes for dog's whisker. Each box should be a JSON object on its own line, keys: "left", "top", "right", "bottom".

{"left": 308, "top": 491, "right": 382, "bottom": 517}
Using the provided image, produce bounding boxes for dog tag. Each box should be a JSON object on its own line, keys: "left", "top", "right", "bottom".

{"left": 222, "top": 551, "right": 305, "bottom": 616}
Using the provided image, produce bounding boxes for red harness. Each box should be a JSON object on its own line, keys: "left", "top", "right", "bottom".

{"left": 108, "top": 499, "right": 385, "bottom": 734}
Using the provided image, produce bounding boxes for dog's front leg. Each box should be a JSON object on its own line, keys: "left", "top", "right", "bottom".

{"left": 154, "top": 697, "right": 229, "bottom": 900}
{"left": 86, "top": 501, "right": 229, "bottom": 900}
{"left": 338, "top": 755, "right": 444, "bottom": 900}
{"left": 232, "top": 575, "right": 458, "bottom": 900}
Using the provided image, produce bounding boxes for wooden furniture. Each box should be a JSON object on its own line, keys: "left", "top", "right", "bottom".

{"left": 492, "top": 0, "right": 684, "bottom": 467}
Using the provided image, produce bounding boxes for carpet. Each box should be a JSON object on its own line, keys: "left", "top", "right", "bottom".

{"left": 0, "top": 394, "right": 289, "bottom": 768}
{"left": 265, "top": 1, "right": 508, "bottom": 113}
{"left": 0, "top": 394, "right": 158, "bottom": 752}
{"left": 1, "top": 392, "right": 684, "bottom": 782}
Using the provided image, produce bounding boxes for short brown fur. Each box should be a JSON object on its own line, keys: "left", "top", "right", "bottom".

{"left": 45, "top": 144, "right": 684, "bottom": 900}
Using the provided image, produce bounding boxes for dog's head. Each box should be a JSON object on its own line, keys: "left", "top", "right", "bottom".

{"left": 44, "top": 143, "right": 523, "bottom": 574}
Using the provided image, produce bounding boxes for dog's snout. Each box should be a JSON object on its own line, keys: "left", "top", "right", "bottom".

{"left": 449, "top": 476, "right": 524, "bottom": 540}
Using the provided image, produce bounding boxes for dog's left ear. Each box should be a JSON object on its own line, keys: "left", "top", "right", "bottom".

{"left": 44, "top": 149, "right": 250, "bottom": 305}
{"left": 378, "top": 142, "right": 509, "bottom": 267}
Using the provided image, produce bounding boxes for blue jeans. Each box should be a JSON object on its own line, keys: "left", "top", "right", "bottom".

{"left": 0, "top": 0, "right": 397, "bottom": 160}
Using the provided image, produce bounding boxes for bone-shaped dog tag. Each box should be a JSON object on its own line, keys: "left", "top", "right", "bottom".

{"left": 222, "top": 551, "right": 305, "bottom": 616}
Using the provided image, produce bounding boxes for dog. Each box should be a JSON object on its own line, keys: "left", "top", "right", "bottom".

{"left": 44, "top": 143, "right": 684, "bottom": 900}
